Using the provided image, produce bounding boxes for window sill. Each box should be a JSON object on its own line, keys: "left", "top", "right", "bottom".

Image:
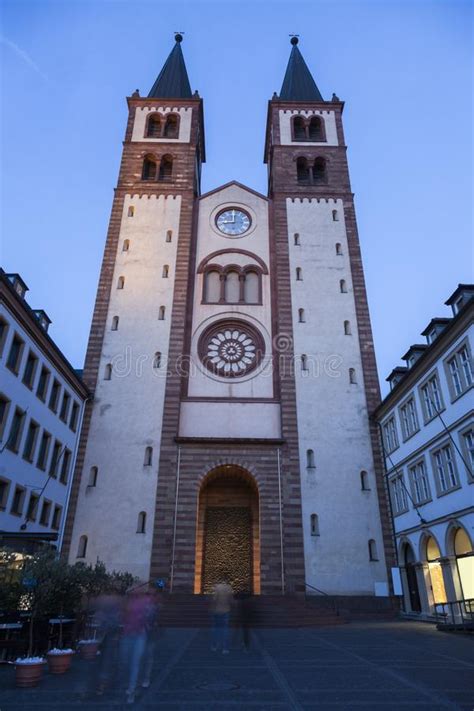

{"left": 435, "top": 484, "right": 462, "bottom": 499}
{"left": 401, "top": 429, "right": 420, "bottom": 444}
{"left": 448, "top": 383, "right": 473, "bottom": 404}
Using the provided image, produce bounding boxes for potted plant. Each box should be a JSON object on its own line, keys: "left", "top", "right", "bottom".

{"left": 44, "top": 561, "right": 83, "bottom": 674}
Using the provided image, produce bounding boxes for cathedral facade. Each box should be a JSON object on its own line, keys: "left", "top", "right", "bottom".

{"left": 63, "top": 36, "right": 393, "bottom": 597}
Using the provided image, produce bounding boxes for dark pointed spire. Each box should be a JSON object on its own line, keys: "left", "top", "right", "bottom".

{"left": 279, "top": 37, "right": 323, "bottom": 101}
{"left": 148, "top": 33, "right": 192, "bottom": 99}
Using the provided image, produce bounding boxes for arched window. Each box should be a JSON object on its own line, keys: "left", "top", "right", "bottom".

{"left": 296, "top": 157, "right": 310, "bottom": 184}
{"left": 336, "top": 242, "right": 343, "bottom": 255}
{"left": 307, "top": 449, "right": 315, "bottom": 468}
{"left": 164, "top": 114, "right": 179, "bottom": 138}
{"left": 349, "top": 368, "right": 357, "bottom": 384}
{"left": 301, "top": 354, "right": 308, "bottom": 371}
{"left": 294, "top": 233, "right": 300, "bottom": 246}
{"left": 166, "top": 230, "right": 172, "bottom": 243}
{"left": 77, "top": 535, "right": 88, "bottom": 558}
{"left": 158, "top": 306, "right": 165, "bottom": 320}
{"left": 308, "top": 116, "right": 323, "bottom": 141}
{"left": 225, "top": 271, "right": 241, "bottom": 303}
{"left": 204, "top": 270, "right": 221, "bottom": 303}
{"left": 296, "top": 267, "right": 303, "bottom": 281}
{"left": 158, "top": 155, "right": 173, "bottom": 181}
{"left": 104, "top": 364, "right": 112, "bottom": 380}
{"left": 162, "top": 265, "right": 169, "bottom": 278}
{"left": 117, "top": 276, "right": 125, "bottom": 289}
{"left": 360, "top": 470, "right": 369, "bottom": 490}
{"left": 310, "top": 513, "right": 320, "bottom": 536}
{"left": 144, "top": 446, "right": 153, "bottom": 466}
{"left": 344, "top": 320, "right": 351, "bottom": 335}
{"left": 153, "top": 352, "right": 161, "bottom": 369}
{"left": 146, "top": 113, "right": 161, "bottom": 138}
{"left": 293, "top": 116, "right": 306, "bottom": 140}
{"left": 313, "top": 157, "right": 327, "bottom": 184}
{"left": 340, "top": 279, "right": 347, "bottom": 293}
{"left": 298, "top": 308, "right": 305, "bottom": 323}
{"left": 122, "top": 239, "right": 130, "bottom": 252}
{"left": 368, "top": 539, "right": 378, "bottom": 561}
{"left": 332, "top": 209, "right": 339, "bottom": 222}
{"left": 111, "top": 316, "right": 119, "bottom": 331}
{"left": 244, "top": 271, "right": 259, "bottom": 303}
{"left": 137, "top": 511, "right": 146, "bottom": 533}
{"left": 142, "top": 155, "right": 157, "bottom": 181}
{"left": 127, "top": 206, "right": 135, "bottom": 217}
{"left": 88, "top": 466, "right": 98, "bottom": 487}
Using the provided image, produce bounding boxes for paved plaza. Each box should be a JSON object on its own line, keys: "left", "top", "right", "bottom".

{"left": 1, "top": 621, "right": 473, "bottom": 710}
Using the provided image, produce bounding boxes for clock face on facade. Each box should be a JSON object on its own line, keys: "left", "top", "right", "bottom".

{"left": 216, "top": 208, "right": 251, "bottom": 236}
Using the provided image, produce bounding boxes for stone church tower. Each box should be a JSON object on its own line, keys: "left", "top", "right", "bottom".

{"left": 63, "top": 36, "right": 393, "bottom": 597}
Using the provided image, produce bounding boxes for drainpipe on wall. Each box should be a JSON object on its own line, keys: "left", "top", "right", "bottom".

{"left": 277, "top": 448, "right": 285, "bottom": 595}
{"left": 169, "top": 445, "right": 181, "bottom": 593}
{"left": 58, "top": 395, "right": 91, "bottom": 554}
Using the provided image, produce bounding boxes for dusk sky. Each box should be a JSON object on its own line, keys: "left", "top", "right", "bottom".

{"left": 1, "top": 0, "right": 472, "bottom": 395}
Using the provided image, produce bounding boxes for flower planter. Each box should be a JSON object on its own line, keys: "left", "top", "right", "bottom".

{"left": 78, "top": 640, "right": 99, "bottom": 660}
{"left": 47, "top": 649, "right": 74, "bottom": 674}
{"left": 15, "top": 658, "right": 45, "bottom": 687}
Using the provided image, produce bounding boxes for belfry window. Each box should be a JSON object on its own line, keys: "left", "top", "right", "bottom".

{"left": 166, "top": 230, "right": 172, "bottom": 243}
{"left": 332, "top": 209, "right": 339, "bottom": 222}
{"left": 164, "top": 114, "right": 179, "bottom": 138}
{"left": 162, "top": 265, "right": 169, "bottom": 278}
{"left": 104, "top": 364, "right": 112, "bottom": 380}
{"left": 312, "top": 157, "right": 327, "bottom": 184}
{"left": 146, "top": 114, "right": 161, "bottom": 138}
{"left": 158, "top": 306, "right": 166, "bottom": 320}
{"left": 301, "top": 354, "right": 308, "bottom": 371}
{"left": 336, "top": 242, "right": 342, "bottom": 255}
{"left": 142, "top": 155, "right": 157, "bottom": 181}
{"left": 117, "top": 276, "right": 125, "bottom": 289}
{"left": 294, "top": 233, "right": 300, "bottom": 246}
{"left": 344, "top": 320, "right": 351, "bottom": 335}
{"left": 308, "top": 116, "right": 323, "bottom": 140}
{"left": 153, "top": 352, "right": 161, "bottom": 369}
{"left": 307, "top": 449, "right": 315, "bottom": 468}
{"left": 158, "top": 155, "right": 173, "bottom": 181}
{"left": 296, "top": 157, "right": 310, "bottom": 184}
{"left": 293, "top": 116, "right": 306, "bottom": 140}
{"left": 349, "top": 368, "right": 357, "bottom": 384}
{"left": 298, "top": 308, "right": 305, "bottom": 323}
{"left": 340, "top": 279, "right": 347, "bottom": 293}
{"left": 296, "top": 267, "right": 303, "bottom": 281}
{"left": 122, "top": 239, "right": 130, "bottom": 252}
{"left": 111, "top": 316, "right": 119, "bottom": 331}
{"left": 127, "top": 206, "right": 135, "bottom": 217}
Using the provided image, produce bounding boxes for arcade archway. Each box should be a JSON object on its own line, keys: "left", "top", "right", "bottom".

{"left": 194, "top": 466, "right": 260, "bottom": 594}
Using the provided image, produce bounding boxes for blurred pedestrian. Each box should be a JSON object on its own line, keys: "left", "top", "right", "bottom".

{"left": 211, "top": 578, "right": 233, "bottom": 654}
{"left": 94, "top": 593, "right": 123, "bottom": 695}
{"left": 140, "top": 587, "right": 162, "bottom": 689}
{"left": 121, "top": 589, "right": 151, "bottom": 704}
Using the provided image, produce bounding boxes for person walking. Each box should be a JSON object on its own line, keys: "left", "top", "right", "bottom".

{"left": 120, "top": 590, "right": 151, "bottom": 704}
{"left": 211, "top": 578, "right": 233, "bottom": 654}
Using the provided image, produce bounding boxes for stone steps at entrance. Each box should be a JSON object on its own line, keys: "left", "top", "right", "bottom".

{"left": 158, "top": 594, "right": 399, "bottom": 627}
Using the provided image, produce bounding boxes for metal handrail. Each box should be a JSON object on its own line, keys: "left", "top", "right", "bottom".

{"left": 434, "top": 598, "right": 474, "bottom": 632}
{"left": 305, "top": 582, "right": 339, "bottom": 616}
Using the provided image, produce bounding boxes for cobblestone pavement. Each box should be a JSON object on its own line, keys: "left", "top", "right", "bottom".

{"left": 1, "top": 621, "right": 473, "bottom": 710}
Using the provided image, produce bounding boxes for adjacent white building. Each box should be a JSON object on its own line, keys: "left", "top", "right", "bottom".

{"left": 375, "top": 284, "right": 474, "bottom": 617}
{"left": 0, "top": 270, "right": 88, "bottom": 551}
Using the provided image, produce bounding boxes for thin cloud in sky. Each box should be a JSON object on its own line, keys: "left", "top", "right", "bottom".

{"left": 1, "top": 35, "right": 51, "bottom": 83}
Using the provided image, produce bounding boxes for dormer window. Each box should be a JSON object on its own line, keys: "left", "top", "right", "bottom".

{"left": 453, "top": 295, "right": 464, "bottom": 314}
{"left": 6, "top": 274, "right": 28, "bottom": 299}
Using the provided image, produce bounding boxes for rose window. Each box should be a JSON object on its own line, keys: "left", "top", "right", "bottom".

{"left": 199, "top": 321, "right": 265, "bottom": 378}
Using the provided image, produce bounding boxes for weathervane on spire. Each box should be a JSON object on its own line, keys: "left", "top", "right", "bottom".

{"left": 289, "top": 34, "right": 299, "bottom": 45}
{"left": 174, "top": 32, "right": 184, "bottom": 42}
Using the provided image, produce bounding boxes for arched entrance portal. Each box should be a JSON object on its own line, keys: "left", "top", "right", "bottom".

{"left": 194, "top": 466, "right": 260, "bottom": 594}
